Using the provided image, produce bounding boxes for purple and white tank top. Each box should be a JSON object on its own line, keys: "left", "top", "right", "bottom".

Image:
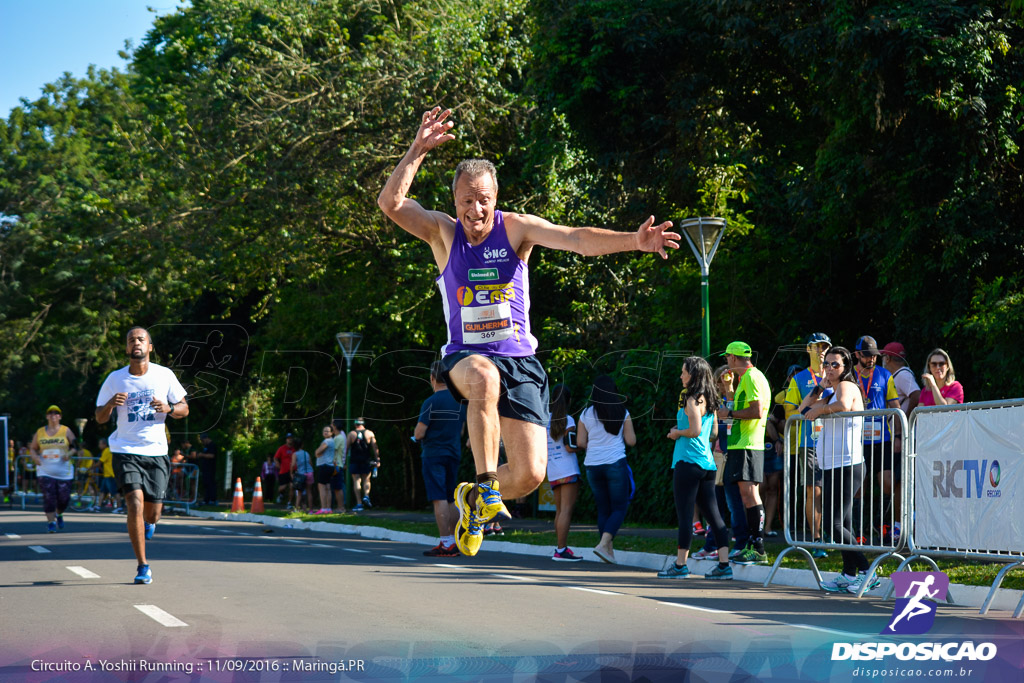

{"left": 438, "top": 210, "right": 538, "bottom": 357}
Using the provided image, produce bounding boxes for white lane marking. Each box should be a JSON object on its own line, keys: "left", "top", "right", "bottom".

{"left": 236, "top": 533, "right": 254, "bottom": 537}
{"left": 492, "top": 573, "right": 536, "bottom": 582}
{"left": 382, "top": 555, "right": 415, "bottom": 562}
{"left": 656, "top": 600, "right": 729, "bottom": 615}
{"left": 283, "top": 539, "right": 305, "bottom": 544}
{"left": 5, "top": 533, "right": 21, "bottom": 539}
{"left": 28, "top": 546, "right": 51, "bottom": 554}
{"left": 309, "top": 544, "right": 332, "bottom": 548}
{"left": 66, "top": 566, "right": 100, "bottom": 579}
{"left": 134, "top": 604, "right": 188, "bottom": 628}
{"left": 434, "top": 563, "right": 470, "bottom": 570}
{"left": 569, "top": 587, "right": 621, "bottom": 596}
{"left": 791, "top": 623, "right": 869, "bottom": 639}
{"left": 200, "top": 527, "right": 216, "bottom": 531}
{"left": 216, "top": 529, "right": 234, "bottom": 533}
{"left": 343, "top": 548, "right": 369, "bottom": 554}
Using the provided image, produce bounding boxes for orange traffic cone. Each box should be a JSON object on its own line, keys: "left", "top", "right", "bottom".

{"left": 251, "top": 476, "right": 265, "bottom": 514}
{"left": 231, "top": 477, "right": 246, "bottom": 513}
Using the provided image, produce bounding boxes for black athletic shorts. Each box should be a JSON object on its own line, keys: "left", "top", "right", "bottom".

{"left": 440, "top": 351, "right": 550, "bottom": 427}
{"left": 725, "top": 448, "right": 764, "bottom": 485}
{"left": 113, "top": 452, "right": 170, "bottom": 503}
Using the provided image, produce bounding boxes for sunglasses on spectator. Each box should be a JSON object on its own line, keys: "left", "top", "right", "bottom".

{"left": 929, "top": 360, "right": 948, "bottom": 367}
{"left": 822, "top": 361, "right": 842, "bottom": 369}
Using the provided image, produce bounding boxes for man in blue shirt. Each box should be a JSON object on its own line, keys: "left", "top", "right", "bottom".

{"left": 415, "top": 361, "right": 468, "bottom": 556}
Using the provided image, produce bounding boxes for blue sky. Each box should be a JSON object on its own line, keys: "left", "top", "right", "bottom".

{"left": 0, "top": 1, "right": 184, "bottom": 116}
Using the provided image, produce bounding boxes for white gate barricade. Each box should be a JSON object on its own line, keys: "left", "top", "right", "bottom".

{"left": 767, "top": 409, "right": 910, "bottom": 596}
{"left": 901, "top": 399, "right": 1024, "bottom": 617}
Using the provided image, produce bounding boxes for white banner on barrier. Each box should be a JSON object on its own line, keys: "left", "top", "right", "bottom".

{"left": 915, "top": 405, "right": 1024, "bottom": 553}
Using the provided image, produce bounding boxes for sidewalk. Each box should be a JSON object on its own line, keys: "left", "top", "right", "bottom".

{"left": 181, "top": 503, "right": 1024, "bottom": 615}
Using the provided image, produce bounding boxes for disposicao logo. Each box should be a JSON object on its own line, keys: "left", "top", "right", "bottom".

{"left": 884, "top": 571, "right": 949, "bottom": 635}
{"left": 831, "top": 571, "right": 998, "bottom": 663}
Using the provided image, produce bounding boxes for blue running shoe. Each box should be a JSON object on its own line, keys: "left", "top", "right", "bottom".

{"left": 657, "top": 563, "right": 690, "bottom": 579}
{"left": 56, "top": 514, "right": 64, "bottom": 530}
{"left": 144, "top": 522, "right": 156, "bottom": 540}
{"left": 47, "top": 521, "right": 57, "bottom": 533}
{"left": 134, "top": 564, "right": 152, "bottom": 585}
{"left": 474, "top": 480, "right": 511, "bottom": 524}
{"left": 705, "top": 564, "right": 734, "bottom": 580}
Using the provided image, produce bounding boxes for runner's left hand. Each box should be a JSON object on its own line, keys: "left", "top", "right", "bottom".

{"left": 635, "top": 216, "right": 680, "bottom": 259}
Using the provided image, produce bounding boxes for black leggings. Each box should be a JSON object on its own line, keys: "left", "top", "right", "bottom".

{"left": 673, "top": 461, "right": 728, "bottom": 551}
{"left": 822, "top": 462, "right": 869, "bottom": 575}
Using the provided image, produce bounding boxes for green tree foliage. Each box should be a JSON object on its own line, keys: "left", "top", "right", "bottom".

{"left": 1, "top": 0, "right": 1022, "bottom": 521}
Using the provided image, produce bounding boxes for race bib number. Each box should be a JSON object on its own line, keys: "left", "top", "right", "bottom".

{"left": 461, "top": 302, "right": 514, "bottom": 344}
{"left": 812, "top": 419, "right": 823, "bottom": 438}
{"left": 864, "top": 419, "right": 883, "bottom": 442}
{"left": 41, "top": 448, "right": 61, "bottom": 459}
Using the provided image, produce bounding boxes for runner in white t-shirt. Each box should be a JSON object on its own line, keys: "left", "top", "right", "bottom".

{"left": 95, "top": 327, "right": 188, "bottom": 585}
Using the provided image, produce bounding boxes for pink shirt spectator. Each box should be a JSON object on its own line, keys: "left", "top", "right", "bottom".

{"left": 919, "top": 381, "right": 964, "bottom": 406}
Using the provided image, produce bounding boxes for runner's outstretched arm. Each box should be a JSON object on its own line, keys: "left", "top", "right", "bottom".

{"left": 377, "top": 106, "right": 455, "bottom": 243}
{"left": 510, "top": 212, "right": 680, "bottom": 259}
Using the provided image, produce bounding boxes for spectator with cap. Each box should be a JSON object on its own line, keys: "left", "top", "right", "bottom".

{"left": 783, "top": 333, "right": 831, "bottom": 557}
{"left": 853, "top": 335, "right": 900, "bottom": 544}
{"left": 881, "top": 342, "right": 921, "bottom": 414}
{"left": 919, "top": 348, "right": 964, "bottom": 407}
{"left": 715, "top": 341, "right": 772, "bottom": 566}
{"left": 879, "top": 341, "right": 920, "bottom": 541}
{"left": 273, "top": 434, "right": 296, "bottom": 505}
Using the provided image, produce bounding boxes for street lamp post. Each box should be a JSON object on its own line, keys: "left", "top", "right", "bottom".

{"left": 679, "top": 217, "right": 727, "bottom": 358}
{"left": 335, "top": 332, "right": 363, "bottom": 510}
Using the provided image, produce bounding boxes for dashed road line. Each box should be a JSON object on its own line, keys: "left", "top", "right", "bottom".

{"left": 569, "top": 587, "right": 621, "bottom": 596}
{"left": 28, "top": 546, "right": 51, "bottom": 554}
{"left": 134, "top": 604, "right": 188, "bottom": 628}
{"left": 382, "top": 555, "right": 416, "bottom": 562}
{"left": 5, "top": 533, "right": 21, "bottom": 539}
{"left": 656, "top": 600, "right": 728, "bottom": 615}
{"left": 283, "top": 539, "right": 305, "bottom": 544}
{"left": 309, "top": 544, "right": 332, "bottom": 548}
{"left": 67, "top": 566, "right": 100, "bottom": 579}
{"left": 343, "top": 548, "right": 370, "bottom": 554}
{"left": 434, "top": 563, "right": 470, "bottom": 570}
{"left": 492, "top": 573, "right": 536, "bottom": 582}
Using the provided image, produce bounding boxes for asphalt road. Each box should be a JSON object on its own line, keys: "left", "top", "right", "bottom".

{"left": 1, "top": 506, "right": 1021, "bottom": 682}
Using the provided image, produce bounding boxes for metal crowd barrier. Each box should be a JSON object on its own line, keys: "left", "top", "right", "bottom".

{"left": 766, "top": 408, "right": 911, "bottom": 597}
{"left": 11, "top": 454, "right": 200, "bottom": 513}
{"left": 901, "top": 399, "right": 1024, "bottom": 617}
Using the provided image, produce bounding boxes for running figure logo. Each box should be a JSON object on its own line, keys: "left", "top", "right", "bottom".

{"left": 884, "top": 571, "right": 950, "bottom": 635}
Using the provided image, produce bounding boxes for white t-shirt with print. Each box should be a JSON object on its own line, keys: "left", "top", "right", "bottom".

{"left": 96, "top": 363, "right": 187, "bottom": 456}
{"left": 891, "top": 366, "right": 921, "bottom": 413}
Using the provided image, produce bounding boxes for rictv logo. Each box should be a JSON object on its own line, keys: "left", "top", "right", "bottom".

{"left": 931, "top": 459, "right": 1002, "bottom": 498}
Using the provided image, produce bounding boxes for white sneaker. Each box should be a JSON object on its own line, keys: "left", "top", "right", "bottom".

{"left": 821, "top": 573, "right": 855, "bottom": 593}
{"left": 691, "top": 548, "right": 717, "bottom": 560}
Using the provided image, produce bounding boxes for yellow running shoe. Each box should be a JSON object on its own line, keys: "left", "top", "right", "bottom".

{"left": 474, "top": 480, "right": 511, "bottom": 523}
{"left": 454, "top": 482, "right": 483, "bottom": 556}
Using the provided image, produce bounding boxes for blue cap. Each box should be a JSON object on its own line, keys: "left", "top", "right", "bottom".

{"left": 805, "top": 332, "right": 831, "bottom": 347}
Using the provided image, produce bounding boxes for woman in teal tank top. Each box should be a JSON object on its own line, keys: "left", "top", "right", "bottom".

{"left": 658, "top": 357, "right": 734, "bottom": 580}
